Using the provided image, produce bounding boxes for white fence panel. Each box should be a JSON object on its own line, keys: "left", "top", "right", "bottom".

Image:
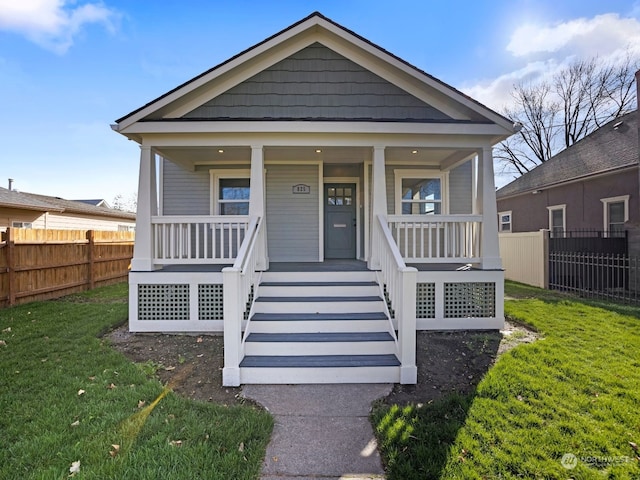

{"left": 499, "top": 230, "right": 548, "bottom": 288}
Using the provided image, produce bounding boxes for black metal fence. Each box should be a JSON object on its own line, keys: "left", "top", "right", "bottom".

{"left": 549, "top": 252, "right": 640, "bottom": 304}
{"left": 549, "top": 230, "right": 627, "bottom": 254}
{"left": 546, "top": 230, "right": 640, "bottom": 304}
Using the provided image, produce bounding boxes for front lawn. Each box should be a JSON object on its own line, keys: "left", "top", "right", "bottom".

{"left": 0, "top": 284, "right": 273, "bottom": 480}
{"left": 372, "top": 282, "right": 640, "bottom": 479}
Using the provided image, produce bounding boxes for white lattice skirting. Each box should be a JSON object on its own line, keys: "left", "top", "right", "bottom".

{"left": 414, "top": 269, "right": 504, "bottom": 330}
{"left": 129, "top": 269, "right": 504, "bottom": 332}
{"left": 129, "top": 271, "right": 227, "bottom": 332}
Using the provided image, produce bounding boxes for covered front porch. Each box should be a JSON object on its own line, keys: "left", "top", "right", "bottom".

{"left": 128, "top": 141, "right": 504, "bottom": 386}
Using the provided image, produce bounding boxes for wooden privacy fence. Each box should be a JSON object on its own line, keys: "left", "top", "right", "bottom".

{"left": 0, "top": 228, "right": 135, "bottom": 308}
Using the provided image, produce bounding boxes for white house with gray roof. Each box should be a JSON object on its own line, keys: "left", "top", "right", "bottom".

{"left": 0, "top": 187, "right": 135, "bottom": 232}
{"left": 113, "top": 12, "right": 516, "bottom": 386}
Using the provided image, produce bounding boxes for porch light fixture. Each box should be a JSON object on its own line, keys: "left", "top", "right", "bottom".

{"left": 411, "top": 150, "right": 418, "bottom": 154}
{"left": 315, "top": 149, "right": 322, "bottom": 153}
{"left": 218, "top": 149, "right": 224, "bottom": 153}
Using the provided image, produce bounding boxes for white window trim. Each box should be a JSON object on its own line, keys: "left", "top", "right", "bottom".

{"left": 210, "top": 169, "right": 251, "bottom": 215}
{"left": 600, "top": 195, "right": 629, "bottom": 232}
{"left": 547, "top": 204, "right": 566, "bottom": 235}
{"left": 498, "top": 211, "right": 512, "bottom": 233}
{"left": 394, "top": 169, "right": 449, "bottom": 215}
{"left": 12, "top": 221, "right": 33, "bottom": 228}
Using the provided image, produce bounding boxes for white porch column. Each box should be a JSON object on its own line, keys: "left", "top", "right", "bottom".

{"left": 477, "top": 146, "right": 502, "bottom": 269}
{"left": 131, "top": 146, "right": 157, "bottom": 271}
{"left": 368, "top": 146, "right": 387, "bottom": 269}
{"left": 249, "top": 145, "right": 268, "bottom": 270}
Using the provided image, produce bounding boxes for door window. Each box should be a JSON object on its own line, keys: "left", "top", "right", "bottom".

{"left": 327, "top": 187, "right": 352, "bottom": 206}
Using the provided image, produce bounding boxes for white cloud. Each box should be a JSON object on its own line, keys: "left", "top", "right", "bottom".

{"left": 461, "top": 13, "right": 640, "bottom": 112}
{"left": 507, "top": 13, "right": 640, "bottom": 58}
{"left": 0, "top": 0, "right": 118, "bottom": 54}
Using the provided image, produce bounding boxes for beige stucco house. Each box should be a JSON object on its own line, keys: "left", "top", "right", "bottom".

{"left": 0, "top": 187, "right": 135, "bottom": 232}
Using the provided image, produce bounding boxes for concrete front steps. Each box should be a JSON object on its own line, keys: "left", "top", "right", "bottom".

{"left": 239, "top": 270, "right": 401, "bottom": 384}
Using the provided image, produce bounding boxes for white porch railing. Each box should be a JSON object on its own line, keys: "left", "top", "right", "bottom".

{"left": 222, "top": 216, "right": 264, "bottom": 387}
{"left": 375, "top": 215, "right": 417, "bottom": 384}
{"left": 387, "top": 215, "right": 482, "bottom": 263}
{"left": 151, "top": 215, "right": 250, "bottom": 264}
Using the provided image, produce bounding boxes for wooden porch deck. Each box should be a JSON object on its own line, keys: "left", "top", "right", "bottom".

{"left": 155, "top": 260, "right": 479, "bottom": 273}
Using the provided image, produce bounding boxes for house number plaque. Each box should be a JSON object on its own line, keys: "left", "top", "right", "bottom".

{"left": 292, "top": 184, "right": 311, "bottom": 194}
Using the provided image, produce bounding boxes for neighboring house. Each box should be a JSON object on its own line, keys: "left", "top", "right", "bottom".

{"left": 75, "top": 199, "right": 112, "bottom": 209}
{"left": 496, "top": 110, "right": 639, "bottom": 237}
{"left": 113, "top": 12, "right": 516, "bottom": 386}
{"left": 0, "top": 187, "right": 136, "bottom": 232}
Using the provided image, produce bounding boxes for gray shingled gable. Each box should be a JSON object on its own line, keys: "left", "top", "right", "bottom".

{"left": 184, "top": 43, "right": 453, "bottom": 122}
{"left": 496, "top": 110, "right": 638, "bottom": 198}
{"left": 117, "top": 12, "right": 514, "bottom": 127}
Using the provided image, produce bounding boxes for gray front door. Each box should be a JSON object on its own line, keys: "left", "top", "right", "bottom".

{"left": 324, "top": 183, "right": 356, "bottom": 259}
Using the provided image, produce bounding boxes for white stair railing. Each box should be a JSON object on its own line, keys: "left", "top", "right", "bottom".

{"left": 375, "top": 215, "right": 417, "bottom": 384}
{"left": 387, "top": 215, "right": 482, "bottom": 263}
{"left": 222, "top": 216, "right": 263, "bottom": 387}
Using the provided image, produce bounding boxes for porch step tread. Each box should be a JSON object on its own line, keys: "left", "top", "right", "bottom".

{"left": 251, "top": 312, "right": 389, "bottom": 321}
{"left": 260, "top": 281, "right": 378, "bottom": 287}
{"left": 245, "top": 332, "right": 394, "bottom": 342}
{"left": 240, "top": 354, "right": 401, "bottom": 368}
{"left": 255, "top": 296, "right": 382, "bottom": 302}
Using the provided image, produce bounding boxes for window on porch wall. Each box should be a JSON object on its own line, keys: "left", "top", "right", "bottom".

{"left": 219, "top": 178, "right": 250, "bottom": 215}
{"left": 394, "top": 170, "right": 447, "bottom": 215}
{"left": 401, "top": 178, "right": 442, "bottom": 214}
{"left": 211, "top": 169, "right": 251, "bottom": 216}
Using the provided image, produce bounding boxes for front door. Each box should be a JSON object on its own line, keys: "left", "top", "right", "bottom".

{"left": 324, "top": 183, "right": 356, "bottom": 259}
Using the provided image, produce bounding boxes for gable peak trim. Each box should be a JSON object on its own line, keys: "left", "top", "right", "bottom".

{"left": 115, "top": 12, "right": 514, "bottom": 132}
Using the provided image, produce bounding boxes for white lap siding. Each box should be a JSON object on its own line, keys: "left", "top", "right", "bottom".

{"left": 266, "top": 164, "right": 319, "bottom": 262}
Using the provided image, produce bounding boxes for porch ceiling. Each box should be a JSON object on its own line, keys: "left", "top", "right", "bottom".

{"left": 156, "top": 145, "right": 469, "bottom": 168}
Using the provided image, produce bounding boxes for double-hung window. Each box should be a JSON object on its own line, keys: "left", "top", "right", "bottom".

{"left": 547, "top": 204, "right": 566, "bottom": 237}
{"left": 219, "top": 179, "right": 250, "bottom": 215}
{"left": 395, "top": 170, "right": 446, "bottom": 215}
{"left": 211, "top": 170, "right": 251, "bottom": 215}
{"left": 601, "top": 195, "right": 629, "bottom": 236}
{"left": 498, "top": 211, "right": 512, "bottom": 232}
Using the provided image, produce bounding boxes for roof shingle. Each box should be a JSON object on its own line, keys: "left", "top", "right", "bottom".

{"left": 496, "top": 110, "right": 638, "bottom": 199}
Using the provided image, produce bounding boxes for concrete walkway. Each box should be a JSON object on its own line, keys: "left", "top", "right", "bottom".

{"left": 242, "top": 384, "right": 392, "bottom": 480}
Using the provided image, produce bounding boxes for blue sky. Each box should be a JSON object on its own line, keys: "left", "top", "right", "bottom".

{"left": 1, "top": 0, "right": 639, "bottom": 202}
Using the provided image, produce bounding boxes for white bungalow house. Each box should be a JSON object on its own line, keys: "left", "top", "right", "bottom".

{"left": 113, "top": 12, "right": 516, "bottom": 386}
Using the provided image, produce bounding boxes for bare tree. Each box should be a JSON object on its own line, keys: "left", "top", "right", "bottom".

{"left": 112, "top": 193, "right": 137, "bottom": 213}
{"left": 497, "top": 51, "right": 638, "bottom": 177}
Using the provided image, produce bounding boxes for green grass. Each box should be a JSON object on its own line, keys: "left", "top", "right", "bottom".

{"left": 372, "top": 281, "right": 640, "bottom": 479}
{"left": 0, "top": 284, "right": 273, "bottom": 480}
